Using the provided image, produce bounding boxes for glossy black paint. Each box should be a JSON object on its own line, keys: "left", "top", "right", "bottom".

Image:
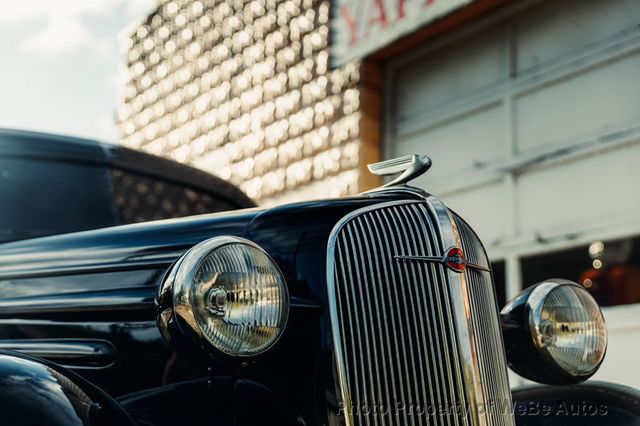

{"left": 0, "top": 207, "right": 261, "bottom": 395}
{"left": 500, "top": 283, "right": 600, "bottom": 385}
{"left": 0, "top": 128, "right": 255, "bottom": 244}
{"left": 236, "top": 190, "right": 424, "bottom": 425}
{"left": 0, "top": 181, "right": 414, "bottom": 425}
{"left": 0, "top": 128, "right": 254, "bottom": 209}
{"left": 512, "top": 381, "right": 640, "bottom": 425}
{"left": 0, "top": 349, "right": 136, "bottom": 426}
{"left": 1, "top": 136, "right": 635, "bottom": 426}
{"left": 119, "top": 377, "right": 295, "bottom": 426}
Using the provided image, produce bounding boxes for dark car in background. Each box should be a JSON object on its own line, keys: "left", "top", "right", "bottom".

{"left": 0, "top": 129, "right": 254, "bottom": 243}
{"left": 0, "top": 130, "right": 638, "bottom": 426}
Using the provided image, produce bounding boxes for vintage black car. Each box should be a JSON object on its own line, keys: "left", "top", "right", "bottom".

{"left": 0, "top": 129, "right": 638, "bottom": 426}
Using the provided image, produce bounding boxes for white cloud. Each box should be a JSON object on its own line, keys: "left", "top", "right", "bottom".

{"left": 3, "top": 0, "right": 156, "bottom": 56}
{"left": 0, "top": 0, "right": 115, "bottom": 23}
{"left": 124, "top": 0, "right": 158, "bottom": 20}
{"left": 20, "top": 17, "right": 93, "bottom": 55}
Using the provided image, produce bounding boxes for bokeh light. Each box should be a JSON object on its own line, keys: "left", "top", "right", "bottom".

{"left": 118, "top": 0, "right": 361, "bottom": 205}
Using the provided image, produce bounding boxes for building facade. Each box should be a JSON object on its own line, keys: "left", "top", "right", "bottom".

{"left": 117, "top": 0, "right": 380, "bottom": 207}
{"left": 119, "top": 0, "right": 640, "bottom": 388}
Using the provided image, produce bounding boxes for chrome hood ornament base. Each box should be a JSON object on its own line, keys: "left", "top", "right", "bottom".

{"left": 367, "top": 154, "right": 432, "bottom": 188}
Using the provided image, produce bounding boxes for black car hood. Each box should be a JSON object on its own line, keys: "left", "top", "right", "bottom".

{"left": 0, "top": 207, "right": 263, "bottom": 280}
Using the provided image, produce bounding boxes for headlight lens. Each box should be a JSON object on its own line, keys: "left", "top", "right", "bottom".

{"left": 528, "top": 280, "right": 607, "bottom": 376}
{"left": 170, "top": 236, "right": 289, "bottom": 357}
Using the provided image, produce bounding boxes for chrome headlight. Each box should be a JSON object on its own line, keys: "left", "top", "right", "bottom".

{"left": 157, "top": 236, "right": 289, "bottom": 357}
{"left": 501, "top": 279, "right": 607, "bottom": 384}
{"left": 528, "top": 280, "right": 607, "bottom": 375}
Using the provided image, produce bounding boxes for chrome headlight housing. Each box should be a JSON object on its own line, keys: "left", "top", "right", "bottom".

{"left": 528, "top": 280, "right": 607, "bottom": 376}
{"left": 157, "top": 236, "right": 289, "bottom": 357}
{"left": 501, "top": 279, "right": 607, "bottom": 384}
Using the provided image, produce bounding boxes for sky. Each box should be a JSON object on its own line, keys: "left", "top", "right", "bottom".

{"left": 0, "top": 0, "right": 156, "bottom": 143}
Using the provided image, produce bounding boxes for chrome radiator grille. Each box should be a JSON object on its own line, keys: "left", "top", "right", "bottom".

{"left": 327, "top": 198, "right": 514, "bottom": 426}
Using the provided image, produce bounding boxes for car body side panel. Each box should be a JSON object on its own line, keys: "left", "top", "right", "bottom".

{"left": 0, "top": 349, "right": 137, "bottom": 426}
{"left": 0, "top": 208, "right": 260, "bottom": 395}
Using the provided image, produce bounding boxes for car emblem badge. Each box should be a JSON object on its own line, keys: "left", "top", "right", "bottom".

{"left": 444, "top": 247, "right": 466, "bottom": 272}
{"left": 395, "top": 246, "right": 490, "bottom": 273}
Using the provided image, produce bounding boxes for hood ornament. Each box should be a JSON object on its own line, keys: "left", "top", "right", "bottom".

{"left": 395, "top": 246, "right": 490, "bottom": 273}
{"left": 367, "top": 154, "right": 432, "bottom": 188}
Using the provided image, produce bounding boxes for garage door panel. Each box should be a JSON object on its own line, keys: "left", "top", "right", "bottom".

{"left": 517, "top": 142, "right": 640, "bottom": 235}
{"left": 386, "top": 0, "right": 640, "bottom": 253}
{"left": 394, "top": 104, "right": 506, "bottom": 180}
{"left": 515, "top": 0, "right": 640, "bottom": 74}
{"left": 393, "top": 29, "right": 508, "bottom": 123}
{"left": 440, "top": 181, "right": 508, "bottom": 246}
{"left": 514, "top": 53, "right": 640, "bottom": 154}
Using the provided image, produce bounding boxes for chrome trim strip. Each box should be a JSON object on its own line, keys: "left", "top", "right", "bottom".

{"left": 454, "top": 214, "right": 515, "bottom": 426}
{"left": 0, "top": 339, "right": 118, "bottom": 370}
{"left": 425, "top": 196, "right": 515, "bottom": 426}
{"left": 425, "top": 196, "right": 484, "bottom": 424}
{"left": 0, "top": 287, "right": 156, "bottom": 316}
{"left": 413, "top": 202, "right": 468, "bottom": 426}
{"left": 0, "top": 257, "right": 179, "bottom": 281}
{"left": 395, "top": 254, "right": 492, "bottom": 272}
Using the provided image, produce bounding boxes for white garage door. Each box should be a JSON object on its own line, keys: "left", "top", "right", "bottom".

{"left": 384, "top": 0, "right": 640, "bottom": 388}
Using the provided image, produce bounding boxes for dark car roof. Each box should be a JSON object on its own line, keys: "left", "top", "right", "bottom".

{"left": 0, "top": 128, "right": 255, "bottom": 209}
{"left": 0, "top": 128, "right": 107, "bottom": 162}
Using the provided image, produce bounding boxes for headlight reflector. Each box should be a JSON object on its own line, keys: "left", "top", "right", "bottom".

{"left": 162, "top": 236, "right": 289, "bottom": 357}
{"left": 528, "top": 281, "right": 607, "bottom": 376}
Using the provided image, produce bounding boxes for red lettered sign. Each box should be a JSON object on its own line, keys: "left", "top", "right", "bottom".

{"left": 332, "top": 0, "right": 473, "bottom": 66}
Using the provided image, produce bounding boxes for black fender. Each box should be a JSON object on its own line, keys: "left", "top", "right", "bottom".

{"left": 0, "top": 349, "right": 136, "bottom": 426}
{"left": 118, "top": 376, "right": 296, "bottom": 426}
{"left": 512, "top": 381, "right": 640, "bottom": 425}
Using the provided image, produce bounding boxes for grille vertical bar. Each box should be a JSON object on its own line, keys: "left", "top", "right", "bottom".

{"left": 327, "top": 198, "right": 514, "bottom": 426}
{"left": 452, "top": 215, "right": 514, "bottom": 426}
